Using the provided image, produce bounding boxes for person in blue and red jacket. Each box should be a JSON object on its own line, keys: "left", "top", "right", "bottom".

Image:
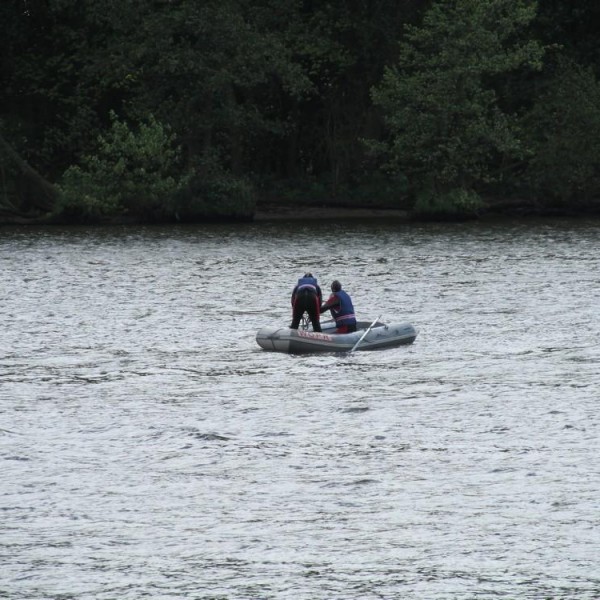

{"left": 290, "top": 273, "right": 323, "bottom": 332}
{"left": 320, "top": 280, "right": 357, "bottom": 333}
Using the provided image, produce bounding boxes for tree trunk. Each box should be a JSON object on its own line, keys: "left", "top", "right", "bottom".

{"left": 0, "top": 131, "right": 58, "bottom": 213}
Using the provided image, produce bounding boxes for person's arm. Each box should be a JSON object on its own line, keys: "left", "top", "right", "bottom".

{"left": 320, "top": 294, "right": 340, "bottom": 313}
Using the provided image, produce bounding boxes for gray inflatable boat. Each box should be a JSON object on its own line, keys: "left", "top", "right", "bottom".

{"left": 256, "top": 319, "right": 417, "bottom": 354}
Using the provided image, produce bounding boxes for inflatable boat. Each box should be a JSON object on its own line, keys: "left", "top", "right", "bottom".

{"left": 256, "top": 319, "right": 417, "bottom": 354}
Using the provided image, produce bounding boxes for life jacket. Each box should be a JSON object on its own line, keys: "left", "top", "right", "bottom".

{"left": 295, "top": 276, "right": 319, "bottom": 295}
{"left": 330, "top": 290, "right": 356, "bottom": 326}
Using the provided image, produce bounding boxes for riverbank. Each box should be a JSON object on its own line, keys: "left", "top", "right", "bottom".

{"left": 3, "top": 197, "right": 600, "bottom": 227}
{"left": 254, "top": 197, "right": 600, "bottom": 222}
{"left": 253, "top": 203, "right": 410, "bottom": 221}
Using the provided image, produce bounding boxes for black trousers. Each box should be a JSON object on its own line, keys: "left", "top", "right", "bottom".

{"left": 290, "top": 291, "right": 321, "bottom": 332}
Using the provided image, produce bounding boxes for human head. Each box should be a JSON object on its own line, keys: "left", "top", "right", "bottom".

{"left": 331, "top": 280, "right": 341, "bottom": 292}
{"left": 304, "top": 272, "right": 313, "bottom": 278}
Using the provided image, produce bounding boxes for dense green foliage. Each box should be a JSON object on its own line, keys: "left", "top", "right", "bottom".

{"left": 58, "top": 112, "right": 182, "bottom": 221}
{"left": 1, "top": 0, "right": 600, "bottom": 222}
{"left": 372, "top": 0, "right": 544, "bottom": 218}
{"left": 522, "top": 57, "right": 600, "bottom": 206}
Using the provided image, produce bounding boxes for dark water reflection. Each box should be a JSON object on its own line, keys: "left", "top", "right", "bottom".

{"left": 1, "top": 218, "right": 599, "bottom": 599}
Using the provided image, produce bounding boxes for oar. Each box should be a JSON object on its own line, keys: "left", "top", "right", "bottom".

{"left": 349, "top": 315, "right": 382, "bottom": 353}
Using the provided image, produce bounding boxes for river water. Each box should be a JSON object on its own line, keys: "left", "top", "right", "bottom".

{"left": 1, "top": 217, "right": 598, "bottom": 599}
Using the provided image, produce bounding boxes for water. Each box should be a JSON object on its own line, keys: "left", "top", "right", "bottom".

{"left": 1, "top": 217, "right": 599, "bottom": 599}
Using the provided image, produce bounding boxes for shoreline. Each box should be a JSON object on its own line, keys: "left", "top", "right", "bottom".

{"left": 254, "top": 199, "right": 600, "bottom": 222}
{"left": 3, "top": 199, "right": 600, "bottom": 227}
{"left": 253, "top": 204, "right": 410, "bottom": 221}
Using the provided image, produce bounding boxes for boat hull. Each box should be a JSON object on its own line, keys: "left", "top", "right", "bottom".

{"left": 256, "top": 321, "right": 417, "bottom": 354}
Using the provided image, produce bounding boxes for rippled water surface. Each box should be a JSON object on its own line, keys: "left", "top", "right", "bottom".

{"left": 1, "top": 217, "right": 599, "bottom": 599}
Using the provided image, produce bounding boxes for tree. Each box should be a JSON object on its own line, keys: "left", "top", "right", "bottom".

{"left": 113, "top": 1, "right": 312, "bottom": 172}
{"left": 521, "top": 57, "right": 600, "bottom": 206}
{"left": 58, "top": 112, "right": 182, "bottom": 222}
{"left": 535, "top": 0, "right": 600, "bottom": 73}
{"left": 284, "top": 0, "right": 429, "bottom": 196}
{"left": 372, "top": 0, "right": 544, "bottom": 216}
{"left": 0, "top": 0, "right": 139, "bottom": 217}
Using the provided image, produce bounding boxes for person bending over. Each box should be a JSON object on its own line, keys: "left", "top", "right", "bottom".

{"left": 320, "top": 280, "right": 357, "bottom": 333}
{"left": 290, "top": 273, "right": 322, "bottom": 332}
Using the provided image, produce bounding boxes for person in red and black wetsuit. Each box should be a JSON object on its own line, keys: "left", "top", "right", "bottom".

{"left": 320, "top": 280, "right": 357, "bottom": 333}
{"left": 290, "top": 273, "right": 323, "bottom": 332}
